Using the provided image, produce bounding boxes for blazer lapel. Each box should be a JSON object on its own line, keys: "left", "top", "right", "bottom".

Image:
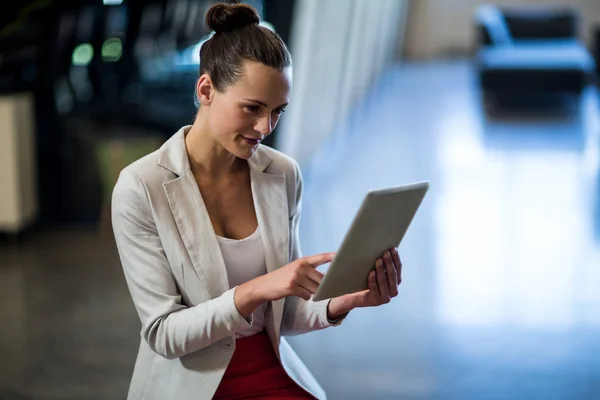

{"left": 163, "top": 173, "right": 230, "bottom": 299}
{"left": 158, "top": 127, "right": 230, "bottom": 299}
{"left": 250, "top": 167, "right": 288, "bottom": 343}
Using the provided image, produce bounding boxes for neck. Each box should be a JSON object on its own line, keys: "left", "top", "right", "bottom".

{"left": 185, "top": 113, "right": 244, "bottom": 178}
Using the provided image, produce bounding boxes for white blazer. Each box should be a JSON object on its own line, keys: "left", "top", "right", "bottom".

{"left": 111, "top": 126, "right": 344, "bottom": 400}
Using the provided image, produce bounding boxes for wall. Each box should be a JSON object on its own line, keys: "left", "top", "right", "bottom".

{"left": 403, "top": 0, "right": 600, "bottom": 59}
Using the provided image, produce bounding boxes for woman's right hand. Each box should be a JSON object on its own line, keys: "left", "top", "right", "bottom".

{"left": 258, "top": 252, "right": 335, "bottom": 301}
{"left": 234, "top": 252, "right": 335, "bottom": 317}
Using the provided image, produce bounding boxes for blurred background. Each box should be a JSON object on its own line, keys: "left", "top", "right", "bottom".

{"left": 1, "top": 0, "right": 599, "bottom": 399}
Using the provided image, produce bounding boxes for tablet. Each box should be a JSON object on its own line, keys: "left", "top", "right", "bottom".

{"left": 312, "top": 181, "right": 429, "bottom": 301}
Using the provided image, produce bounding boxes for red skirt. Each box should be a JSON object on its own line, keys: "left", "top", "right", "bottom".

{"left": 213, "top": 330, "right": 316, "bottom": 400}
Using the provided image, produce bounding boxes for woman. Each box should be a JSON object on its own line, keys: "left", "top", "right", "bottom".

{"left": 111, "top": 3, "right": 403, "bottom": 400}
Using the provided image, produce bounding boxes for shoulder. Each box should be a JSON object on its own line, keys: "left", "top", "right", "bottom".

{"left": 110, "top": 152, "right": 162, "bottom": 232}
{"left": 112, "top": 148, "right": 173, "bottom": 211}
{"left": 257, "top": 145, "right": 302, "bottom": 185}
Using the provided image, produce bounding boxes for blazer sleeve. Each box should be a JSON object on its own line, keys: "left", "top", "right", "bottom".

{"left": 111, "top": 169, "right": 251, "bottom": 360}
{"left": 281, "top": 161, "right": 348, "bottom": 336}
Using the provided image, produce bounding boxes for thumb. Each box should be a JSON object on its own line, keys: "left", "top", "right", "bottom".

{"left": 302, "top": 252, "right": 336, "bottom": 268}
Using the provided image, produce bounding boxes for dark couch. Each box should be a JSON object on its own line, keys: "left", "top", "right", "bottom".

{"left": 474, "top": 5, "right": 596, "bottom": 101}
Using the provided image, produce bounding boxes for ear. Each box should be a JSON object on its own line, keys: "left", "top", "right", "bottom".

{"left": 196, "top": 74, "right": 214, "bottom": 107}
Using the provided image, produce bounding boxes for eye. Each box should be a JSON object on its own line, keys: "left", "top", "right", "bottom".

{"left": 273, "top": 108, "right": 286, "bottom": 115}
{"left": 245, "top": 105, "right": 260, "bottom": 114}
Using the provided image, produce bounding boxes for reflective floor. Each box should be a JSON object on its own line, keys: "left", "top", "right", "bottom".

{"left": 292, "top": 60, "right": 600, "bottom": 399}
{"left": 0, "top": 230, "right": 138, "bottom": 400}
{"left": 1, "top": 60, "right": 599, "bottom": 399}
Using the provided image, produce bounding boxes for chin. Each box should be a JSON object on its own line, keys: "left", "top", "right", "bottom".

{"left": 232, "top": 146, "right": 257, "bottom": 160}
{"left": 232, "top": 139, "right": 260, "bottom": 159}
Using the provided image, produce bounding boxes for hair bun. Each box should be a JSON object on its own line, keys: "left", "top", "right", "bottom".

{"left": 206, "top": 3, "right": 260, "bottom": 33}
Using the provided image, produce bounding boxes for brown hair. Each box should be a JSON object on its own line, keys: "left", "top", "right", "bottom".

{"left": 199, "top": 3, "right": 292, "bottom": 92}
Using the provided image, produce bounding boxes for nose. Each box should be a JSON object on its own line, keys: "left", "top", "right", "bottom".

{"left": 255, "top": 114, "right": 272, "bottom": 136}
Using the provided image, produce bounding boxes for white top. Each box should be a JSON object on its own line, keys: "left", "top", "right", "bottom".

{"left": 216, "top": 226, "right": 267, "bottom": 338}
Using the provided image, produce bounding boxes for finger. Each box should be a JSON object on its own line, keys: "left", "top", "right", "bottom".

{"left": 368, "top": 269, "right": 378, "bottom": 294}
{"left": 294, "top": 285, "right": 313, "bottom": 301}
{"left": 376, "top": 258, "right": 389, "bottom": 300}
{"left": 384, "top": 251, "right": 398, "bottom": 297}
{"left": 298, "top": 274, "right": 319, "bottom": 294}
{"left": 302, "top": 252, "right": 336, "bottom": 268}
{"left": 306, "top": 267, "right": 325, "bottom": 285}
{"left": 391, "top": 248, "right": 402, "bottom": 285}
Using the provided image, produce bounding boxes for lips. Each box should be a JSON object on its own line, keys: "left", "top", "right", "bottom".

{"left": 242, "top": 136, "right": 262, "bottom": 146}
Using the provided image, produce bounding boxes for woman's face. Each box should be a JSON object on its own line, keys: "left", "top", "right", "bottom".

{"left": 199, "top": 60, "right": 292, "bottom": 159}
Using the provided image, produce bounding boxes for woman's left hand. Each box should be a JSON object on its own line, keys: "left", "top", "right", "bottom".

{"left": 326, "top": 248, "right": 402, "bottom": 320}
{"left": 347, "top": 247, "right": 402, "bottom": 308}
